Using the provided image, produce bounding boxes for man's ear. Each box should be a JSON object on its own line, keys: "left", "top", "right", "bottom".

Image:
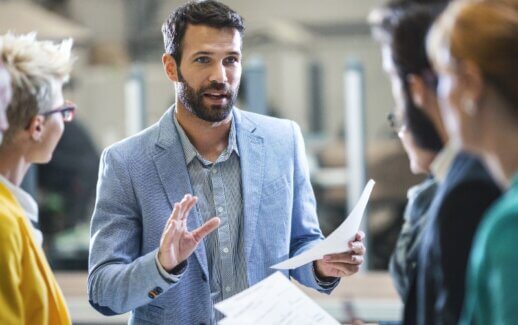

{"left": 162, "top": 53, "right": 179, "bottom": 82}
{"left": 407, "top": 74, "right": 427, "bottom": 108}
{"left": 27, "top": 115, "right": 45, "bottom": 142}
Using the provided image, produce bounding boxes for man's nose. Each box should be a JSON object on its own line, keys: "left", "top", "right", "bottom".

{"left": 208, "top": 63, "right": 228, "bottom": 84}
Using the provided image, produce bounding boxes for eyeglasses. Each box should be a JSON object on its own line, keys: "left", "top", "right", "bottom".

{"left": 41, "top": 101, "right": 76, "bottom": 122}
{"left": 387, "top": 112, "right": 407, "bottom": 134}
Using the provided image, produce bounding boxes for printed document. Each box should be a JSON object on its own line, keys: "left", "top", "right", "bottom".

{"left": 215, "top": 272, "right": 340, "bottom": 325}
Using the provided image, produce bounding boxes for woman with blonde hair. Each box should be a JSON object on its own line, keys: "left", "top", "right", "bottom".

{"left": 427, "top": 0, "right": 518, "bottom": 323}
{"left": 0, "top": 33, "right": 75, "bottom": 324}
{"left": 0, "top": 58, "right": 12, "bottom": 142}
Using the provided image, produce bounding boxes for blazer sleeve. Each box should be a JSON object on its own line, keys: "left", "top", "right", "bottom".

{"left": 88, "top": 147, "right": 177, "bottom": 315}
{"left": 0, "top": 215, "right": 24, "bottom": 324}
{"left": 436, "top": 179, "right": 500, "bottom": 323}
{"left": 288, "top": 121, "right": 340, "bottom": 293}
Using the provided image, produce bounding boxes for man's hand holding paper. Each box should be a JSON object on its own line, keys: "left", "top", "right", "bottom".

{"left": 272, "top": 180, "right": 375, "bottom": 277}
{"left": 314, "top": 231, "right": 366, "bottom": 278}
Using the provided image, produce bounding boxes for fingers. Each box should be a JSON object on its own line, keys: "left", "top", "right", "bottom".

{"left": 192, "top": 217, "right": 221, "bottom": 243}
{"left": 166, "top": 194, "right": 197, "bottom": 224}
{"left": 178, "top": 195, "right": 197, "bottom": 220}
{"left": 354, "top": 231, "right": 365, "bottom": 241}
{"left": 348, "top": 241, "right": 366, "bottom": 255}
{"left": 160, "top": 214, "right": 180, "bottom": 254}
{"left": 321, "top": 261, "right": 360, "bottom": 277}
{"left": 162, "top": 194, "right": 197, "bottom": 245}
{"left": 324, "top": 252, "right": 364, "bottom": 265}
{"left": 181, "top": 196, "right": 197, "bottom": 221}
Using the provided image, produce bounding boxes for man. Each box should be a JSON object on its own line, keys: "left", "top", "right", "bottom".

{"left": 0, "top": 59, "right": 12, "bottom": 143}
{"left": 370, "top": 1, "right": 501, "bottom": 324}
{"left": 88, "top": 1, "right": 365, "bottom": 324}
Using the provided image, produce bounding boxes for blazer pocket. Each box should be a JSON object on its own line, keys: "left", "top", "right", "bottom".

{"left": 262, "top": 176, "right": 288, "bottom": 199}
{"left": 133, "top": 304, "right": 164, "bottom": 324}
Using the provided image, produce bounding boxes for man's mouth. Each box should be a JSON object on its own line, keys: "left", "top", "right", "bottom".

{"left": 203, "top": 91, "right": 229, "bottom": 100}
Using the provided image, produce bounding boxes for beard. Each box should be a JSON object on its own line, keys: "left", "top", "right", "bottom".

{"left": 176, "top": 68, "right": 239, "bottom": 123}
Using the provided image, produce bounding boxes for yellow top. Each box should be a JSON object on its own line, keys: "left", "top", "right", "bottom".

{"left": 0, "top": 182, "right": 71, "bottom": 324}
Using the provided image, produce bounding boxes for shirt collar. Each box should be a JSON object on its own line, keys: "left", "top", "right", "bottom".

{"left": 430, "top": 142, "right": 459, "bottom": 183}
{"left": 0, "top": 174, "right": 43, "bottom": 246}
{"left": 173, "top": 110, "right": 239, "bottom": 166}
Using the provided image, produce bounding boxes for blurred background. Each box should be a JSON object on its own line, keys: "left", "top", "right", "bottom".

{"left": 1, "top": 0, "right": 425, "bottom": 323}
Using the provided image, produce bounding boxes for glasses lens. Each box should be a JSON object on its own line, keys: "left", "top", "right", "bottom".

{"left": 387, "top": 112, "right": 405, "bottom": 133}
{"left": 61, "top": 108, "right": 75, "bottom": 122}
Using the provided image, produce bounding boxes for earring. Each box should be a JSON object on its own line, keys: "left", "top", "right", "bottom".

{"left": 462, "top": 97, "right": 477, "bottom": 116}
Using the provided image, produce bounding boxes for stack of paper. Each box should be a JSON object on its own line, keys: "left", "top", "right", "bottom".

{"left": 215, "top": 272, "right": 340, "bottom": 325}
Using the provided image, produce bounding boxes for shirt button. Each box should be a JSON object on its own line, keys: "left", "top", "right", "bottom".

{"left": 212, "top": 169, "right": 217, "bottom": 174}
{"left": 225, "top": 286, "right": 231, "bottom": 292}
{"left": 222, "top": 247, "right": 229, "bottom": 253}
{"left": 217, "top": 206, "right": 223, "bottom": 213}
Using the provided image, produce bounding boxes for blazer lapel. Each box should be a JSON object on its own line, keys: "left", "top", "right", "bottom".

{"left": 234, "top": 109, "right": 265, "bottom": 263}
{"left": 152, "top": 108, "right": 209, "bottom": 277}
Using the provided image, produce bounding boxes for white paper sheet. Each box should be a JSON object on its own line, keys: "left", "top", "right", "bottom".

{"left": 271, "top": 179, "right": 375, "bottom": 270}
{"left": 215, "top": 272, "right": 340, "bottom": 325}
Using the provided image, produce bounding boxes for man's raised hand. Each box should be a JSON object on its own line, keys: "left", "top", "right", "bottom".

{"left": 158, "top": 194, "right": 220, "bottom": 272}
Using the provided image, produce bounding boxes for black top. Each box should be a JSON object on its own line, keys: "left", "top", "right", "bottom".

{"left": 403, "top": 152, "right": 501, "bottom": 325}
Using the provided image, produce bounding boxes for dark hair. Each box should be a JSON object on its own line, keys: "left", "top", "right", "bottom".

{"left": 161, "top": 0, "right": 245, "bottom": 64}
{"left": 370, "top": 0, "right": 447, "bottom": 152}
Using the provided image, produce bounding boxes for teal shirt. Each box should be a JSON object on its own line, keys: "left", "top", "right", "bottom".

{"left": 462, "top": 173, "right": 518, "bottom": 324}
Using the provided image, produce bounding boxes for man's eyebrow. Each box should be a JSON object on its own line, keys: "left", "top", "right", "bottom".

{"left": 192, "top": 51, "right": 213, "bottom": 57}
{"left": 191, "top": 51, "right": 242, "bottom": 57}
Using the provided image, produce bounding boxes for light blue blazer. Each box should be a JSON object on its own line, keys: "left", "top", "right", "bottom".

{"left": 88, "top": 108, "right": 337, "bottom": 324}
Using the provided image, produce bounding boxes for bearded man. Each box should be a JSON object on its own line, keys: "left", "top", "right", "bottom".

{"left": 88, "top": 1, "right": 365, "bottom": 324}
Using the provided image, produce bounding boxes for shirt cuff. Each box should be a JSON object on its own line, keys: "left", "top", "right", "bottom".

{"left": 312, "top": 262, "right": 339, "bottom": 288}
{"left": 155, "top": 252, "right": 187, "bottom": 283}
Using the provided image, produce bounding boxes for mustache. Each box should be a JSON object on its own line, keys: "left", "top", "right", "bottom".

{"left": 200, "top": 81, "right": 231, "bottom": 94}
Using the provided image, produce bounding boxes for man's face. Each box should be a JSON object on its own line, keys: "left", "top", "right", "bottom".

{"left": 0, "top": 63, "right": 12, "bottom": 144}
{"left": 175, "top": 24, "right": 242, "bottom": 122}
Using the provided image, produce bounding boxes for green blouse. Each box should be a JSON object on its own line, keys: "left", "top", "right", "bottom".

{"left": 461, "top": 172, "right": 518, "bottom": 324}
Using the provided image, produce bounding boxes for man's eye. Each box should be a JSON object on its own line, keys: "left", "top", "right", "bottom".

{"left": 195, "top": 57, "right": 210, "bottom": 64}
{"left": 224, "top": 57, "right": 239, "bottom": 64}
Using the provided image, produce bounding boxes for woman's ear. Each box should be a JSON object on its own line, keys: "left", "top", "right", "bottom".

{"left": 27, "top": 115, "right": 45, "bottom": 142}
{"left": 162, "top": 54, "right": 179, "bottom": 82}
{"left": 407, "top": 74, "right": 427, "bottom": 108}
{"left": 461, "top": 61, "right": 484, "bottom": 104}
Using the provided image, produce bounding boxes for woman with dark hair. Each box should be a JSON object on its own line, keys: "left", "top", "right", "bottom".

{"left": 370, "top": 0, "right": 448, "bottom": 301}
{"left": 370, "top": 2, "right": 501, "bottom": 324}
{"left": 428, "top": 0, "right": 518, "bottom": 322}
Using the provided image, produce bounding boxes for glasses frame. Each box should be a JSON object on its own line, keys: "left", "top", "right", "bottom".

{"left": 387, "top": 112, "right": 407, "bottom": 134}
{"left": 41, "top": 101, "right": 76, "bottom": 123}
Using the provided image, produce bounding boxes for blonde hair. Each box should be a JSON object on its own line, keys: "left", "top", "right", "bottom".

{"left": 0, "top": 32, "right": 74, "bottom": 142}
{"left": 427, "top": 0, "right": 518, "bottom": 107}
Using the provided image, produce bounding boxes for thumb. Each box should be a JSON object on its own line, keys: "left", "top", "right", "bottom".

{"left": 192, "top": 217, "right": 220, "bottom": 242}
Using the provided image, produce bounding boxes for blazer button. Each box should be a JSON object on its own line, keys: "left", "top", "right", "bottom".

{"left": 147, "top": 286, "right": 163, "bottom": 299}
{"left": 201, "top": 273, "right": 207, "bottom": 282}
